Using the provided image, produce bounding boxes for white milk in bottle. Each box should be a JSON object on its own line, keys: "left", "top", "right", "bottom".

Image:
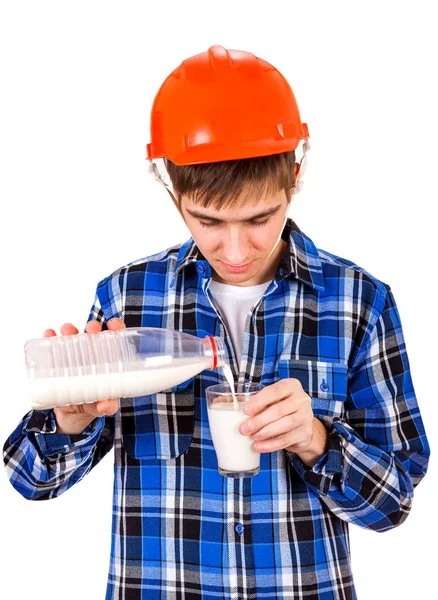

{"left": 29, "top": 357, "right": 213, "bottom": 410}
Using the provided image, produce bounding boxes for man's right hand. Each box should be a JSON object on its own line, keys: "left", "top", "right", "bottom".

{"left": 44, "top": 318, "right": 126, "bottom": 435}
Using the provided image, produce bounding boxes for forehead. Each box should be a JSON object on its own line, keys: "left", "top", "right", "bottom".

{"left": 182, "top": 188, "right": 287, "bottom": 221}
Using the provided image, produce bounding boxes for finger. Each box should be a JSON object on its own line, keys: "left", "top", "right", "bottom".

{"left": 85, "top": 318, "right": 125, "bottom": 335}
{"left": 94, "top": 399, "right": 119, "bottom": 416}
{"left": 253, "top": 432, "right": 296, "bottom": 453}
{"left": 240, "top": 397, "right": 297, "bottom": 436}
{"left": 55, "top": 398, "right": 119, "bottom": 417}
{"left": 60, "top": 322, "right": 80, "bottom": 336}
{"left": 83, "top": 398, "right": 119, "bottom": 417}
{"left": 250, "top": 413, "right": 302, "bottom": 442}
{"left": 85, "top": 320, "right": 103, "bottom": 334}
{"left": 44, "top": 329, "right": 57, "bottom": 337}
{"left": 253, "top": 425, "right": 311, "bottom": 453}
{"left": 107, "top": 318, "right": 126, "bottom": 330}
{"left": 243, "top": 378, "right": 299, "bottom": 416}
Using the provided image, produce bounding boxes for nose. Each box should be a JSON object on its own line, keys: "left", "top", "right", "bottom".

{"left": 221, "top": 225, "right": 250, "bottom": 265}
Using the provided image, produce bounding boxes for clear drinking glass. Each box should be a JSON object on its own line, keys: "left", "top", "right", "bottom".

{"left": 206, "top": 382, "right": 264, "bottom": 478}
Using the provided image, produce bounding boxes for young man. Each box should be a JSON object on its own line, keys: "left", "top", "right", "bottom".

{"left": 3, "top": 46, "right": 430, "bottom": 600}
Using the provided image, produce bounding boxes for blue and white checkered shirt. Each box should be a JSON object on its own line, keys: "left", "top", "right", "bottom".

{"left": 4, "top": 219, "right": 430, "bottom": 599}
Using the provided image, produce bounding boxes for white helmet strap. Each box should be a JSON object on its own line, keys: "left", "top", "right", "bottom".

{"left": 148, "top": 137, "right": 310, "bottom": 257}
{"left": 265, "top": 137, "right": 310, "bottom": 260}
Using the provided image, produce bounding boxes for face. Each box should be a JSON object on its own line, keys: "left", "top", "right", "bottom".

{"left": 179, "top": 188, "right": 290, "bottom": 287}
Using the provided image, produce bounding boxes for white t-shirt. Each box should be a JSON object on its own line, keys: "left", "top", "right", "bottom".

{"left": 209, "top": 279, "right": 271, "bottom": 367}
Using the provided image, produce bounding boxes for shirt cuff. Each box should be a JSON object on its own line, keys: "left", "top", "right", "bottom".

{"left": 24, "top": 410, "right": 105, "bottom": 457}
{"left": 287, "top": 421, "right": 344, "bottom": 496}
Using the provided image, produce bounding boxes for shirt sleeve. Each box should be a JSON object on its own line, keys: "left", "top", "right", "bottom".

{"left": 3, "top": 409, "right": 114, "bottom": 500}
{"left": 2, "top": 290, "right": 115, "bottom": 501}
{"left": 288, "top": 286, "right": 430, "bottom": 532}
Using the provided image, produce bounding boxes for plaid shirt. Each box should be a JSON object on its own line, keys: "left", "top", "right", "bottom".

{"left": 4, "top": 219, "right": 430, "bottom": 600}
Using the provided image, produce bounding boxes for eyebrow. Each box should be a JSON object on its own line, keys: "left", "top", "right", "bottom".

{"left": 185, "top": 204, "right": 283, "bottom": 224}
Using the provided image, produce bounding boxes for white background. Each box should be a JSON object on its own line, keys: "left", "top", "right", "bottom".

{"left": 0, "top": 1, "right": 436, "bottom": 598}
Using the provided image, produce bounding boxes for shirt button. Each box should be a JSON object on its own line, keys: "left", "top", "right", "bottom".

{"left": 235, "top": 522, "right": 244, "bottom": 536}
{"left": 197, "top": 264, "right": 205, "bottom": 274}
{"left": 279, "top": 268, "right": 284, "bottom": 276}
{"left": 320, "top": 379, "right": 329, "bottom": 392}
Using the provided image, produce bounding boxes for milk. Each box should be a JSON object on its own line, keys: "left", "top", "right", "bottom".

{"left": 210, "top": 364, "right": 260, "bottom": 475}
{"left": 220, "top": 363, "right": 238, "bottom": 407}
{"left": 207, "top": 402, "right": 260, "bottom": 473}
{"left": 29, "top": 357, "right": 212, "bottom": 410}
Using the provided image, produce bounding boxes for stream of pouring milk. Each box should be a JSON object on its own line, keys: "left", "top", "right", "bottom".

{"left": 220, "top": 362, "right": 238, "bottom": 408}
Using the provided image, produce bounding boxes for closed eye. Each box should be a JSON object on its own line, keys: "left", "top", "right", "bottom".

{"left": 199, "top": 219, "right": 270, "bottom": 228}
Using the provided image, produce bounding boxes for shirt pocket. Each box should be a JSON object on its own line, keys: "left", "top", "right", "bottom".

{"left": 120, "top": 377, "right": 195, "bottom": 460}
{"left": 277, "top": 359, "right": 348, "bottom": 423}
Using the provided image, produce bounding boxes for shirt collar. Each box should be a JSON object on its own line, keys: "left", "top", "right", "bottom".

{"left": 170, "top": 218, "right": 325, "bottom": 292}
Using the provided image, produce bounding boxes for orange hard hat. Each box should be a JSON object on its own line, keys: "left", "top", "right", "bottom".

{"left": 146, "top": 45, "right": 309, "bottom": 166}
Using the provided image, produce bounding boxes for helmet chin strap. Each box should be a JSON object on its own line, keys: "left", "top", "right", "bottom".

{"left": 148, "top": 137, "right": 310, "bottom": 256}
{"left": 265, "top": 138, "right": 310, "bottom": 260}
{"left": 148, "top": 159, "right": 188, "bottom": 223}
{"left": 265, "top": 205, "right": 293, "bottom": 261}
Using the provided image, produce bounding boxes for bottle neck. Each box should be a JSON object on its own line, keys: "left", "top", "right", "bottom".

{"left": 205, "top": 336, "right": 225, "bottom": 370}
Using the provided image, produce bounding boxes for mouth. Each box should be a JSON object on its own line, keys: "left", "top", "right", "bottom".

{"left": 221, "top": 261, "right": 253, "bottom": 273}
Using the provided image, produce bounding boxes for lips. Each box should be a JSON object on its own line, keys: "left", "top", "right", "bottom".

{"left": 222, "top": 261, "right": 253, "bottom": 273}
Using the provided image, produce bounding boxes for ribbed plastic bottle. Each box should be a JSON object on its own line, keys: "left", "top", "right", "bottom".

{"left": 24, "top": 328, "right": 225, "bottom": 410}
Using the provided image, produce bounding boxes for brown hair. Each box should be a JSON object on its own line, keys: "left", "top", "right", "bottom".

{"left": 165, "top": 150, "right": 296, "bottom": 209}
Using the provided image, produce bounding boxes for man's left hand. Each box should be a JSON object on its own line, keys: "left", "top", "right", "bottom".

{"left": 239, "top": 378, "right": 329, "bottom": 467}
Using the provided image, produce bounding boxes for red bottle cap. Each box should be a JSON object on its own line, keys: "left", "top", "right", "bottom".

{"left": 207, "top": 336, "right": 218, "bottom": 370}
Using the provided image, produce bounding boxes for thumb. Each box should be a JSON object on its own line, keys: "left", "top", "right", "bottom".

{"left": 93, "top": 399, "right": 119, "bottom": 416}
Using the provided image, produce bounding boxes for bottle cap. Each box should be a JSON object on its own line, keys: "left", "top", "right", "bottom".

{"left": 206, "top": 336, "right": 219, "bottom": 369}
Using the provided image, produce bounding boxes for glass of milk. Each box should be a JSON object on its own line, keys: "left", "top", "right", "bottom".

{"left": 206, "top": 382, "right": 264, "bottom": 478}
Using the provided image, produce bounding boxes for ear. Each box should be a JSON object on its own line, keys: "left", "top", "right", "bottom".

{"left": 293, "top": 162, "right": 300, "bottom": 183}
{"left": 289, "top": 163, "right": 300, "bottom": 194}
